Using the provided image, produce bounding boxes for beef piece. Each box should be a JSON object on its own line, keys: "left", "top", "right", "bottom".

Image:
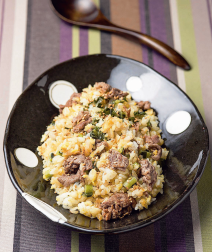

{"left": 137, "top": 101, "right": 151, "bottom": 110}
{"left": 138, "top": 159, "right": 157, "bottom": 191}
{"left": 144, "top": 135, "right": 160, "bottom": 145}
{"left": 73, "top": 118, "right": 92, "bottom": 133}
{"left": 94, "top": 82, "right": 111, "bottom": 93}
{"left": 105, "top": 88, "right": 128, "bottom": 99}
{"left": 63, "top": 155, "right": 92, "bottom": 174}
{"left": 64, "top": 155, "right": 86, "bottom": 174}
{"left": 96, "top": 141, "right": 109, "bottom": 150}
{"left": 95, "top": 139, "right": 102, "bottom": 145}
{"left": 72, "top": 111, "right": 92, "bottom": 133}
{"left": 148, "top": 144, "right": 162, "bottom": 161}
{"left": 58, "top": 170, "right": 83, "bottom": 187}
{"left": 109, "top": 149, "right": 129, "bottom": 171}
{"left": 101, "top": 193, "right": 136, "bottom": 221}
{"left": 59, "top": 93, "right": 81, "bottom": 113}
{"left": 58, "top": 155, "right": 93, "bottom": 186}
{"left": 84, "top": 157, "right": 93, "bottom": 170}
{"left": 72, "top": 111, "right": 90, "bottom": 126}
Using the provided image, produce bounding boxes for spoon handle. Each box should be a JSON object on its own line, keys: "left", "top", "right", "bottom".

{"left": 95, "top": 22, "right": 191, "bottom": 70}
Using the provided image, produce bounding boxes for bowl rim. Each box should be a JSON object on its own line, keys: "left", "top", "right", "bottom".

{"left": 3, "top": 53, "right": 209, "bottom": 234}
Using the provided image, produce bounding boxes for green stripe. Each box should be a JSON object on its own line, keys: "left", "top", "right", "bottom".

{"left": 71, "top": 231, "right": 79, "bottom": 251}
{"left": 91, "top": 235, "right": 105, "bottom": 252}
{"left": 88, "top": 0, "right": 101, "bottom": 54}
{"left": 72, "top": 25, "right": 79, "bottom": 58}
{"left": 177, "top": 0, "right": 212, "bottom": 251}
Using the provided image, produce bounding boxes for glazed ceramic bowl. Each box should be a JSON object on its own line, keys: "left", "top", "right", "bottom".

{"left": 3, "top": 54, "right": 209, "bottom": 234}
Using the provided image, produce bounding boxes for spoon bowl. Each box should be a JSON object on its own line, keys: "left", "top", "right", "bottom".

{"left": 50, "top": 0, "right": 191, "bottom": 70}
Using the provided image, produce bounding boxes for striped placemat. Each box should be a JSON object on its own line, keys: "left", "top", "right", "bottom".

{"left": 0, "top": 0, "right": 212, "bottom": 251}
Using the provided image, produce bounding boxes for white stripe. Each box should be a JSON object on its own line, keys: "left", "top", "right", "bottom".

{"left": 169, "top": 1, "right": 203, "bottom": 252}
{"left": 169, "top": 0, "right": 186, "bottom": 92}
{"left": 190, "top": 189, "right": 203, "bottom": 252}
{"left": 0, "top": 0, "right": 28, "bottom": 251}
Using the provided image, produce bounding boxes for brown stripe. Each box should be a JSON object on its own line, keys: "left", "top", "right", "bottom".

{"left": 119, "top": 225, "right": 155, "bottom": 252}
{"left": 110, "top": 0, "right": 142, "bottom": 61}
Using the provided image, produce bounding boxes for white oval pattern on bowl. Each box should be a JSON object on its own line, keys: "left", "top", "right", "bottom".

{"left": 15, "top": 148, "right": 38, "bottom": 168}
{"left": 166, "top": 111, "right": 191, "bottom": 134}
{"left": 126, "top": 76, "right": 143, "bottom": 92}
{"left": 49, "top": 80, "right": 78, "bottom": 108}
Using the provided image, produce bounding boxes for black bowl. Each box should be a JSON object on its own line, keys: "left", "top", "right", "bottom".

{"left": 3, "top": 54, "right": 209, "bottom": 234}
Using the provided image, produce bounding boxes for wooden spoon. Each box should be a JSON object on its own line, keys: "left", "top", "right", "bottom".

{"left": 50, "top": 0, "right": 191, "bottom": 70}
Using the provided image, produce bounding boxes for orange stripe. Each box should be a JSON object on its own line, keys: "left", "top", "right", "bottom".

{"left": 110, "top": 0, "right": 142, "bottom": 61}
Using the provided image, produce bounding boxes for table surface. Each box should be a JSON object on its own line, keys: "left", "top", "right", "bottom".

{"left": 1, "top": 0, "right": 212, "bottom": 251}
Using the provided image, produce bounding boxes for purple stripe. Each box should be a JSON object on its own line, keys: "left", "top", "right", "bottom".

{"left": 55, "top": 225, "right": 72, "bottom": 252}
{"left": 79, "top": 233, "right": 91, "bottom": 252}
{"left": 148, "top": 0, "right": 170, "bottom": 79}
{"left": 139, "top": 0, "right": 149, "bottom": 64}
{"left": 166, "top": 205, "right": 187, "bottom": 251}
{"left": 154, "top": 222, "right": 162, "bottom": 252}
{"left": 80, "top": 27, "right": 88, "bottom": 56}
{"left": 207, "top": 0, "right": 212, "bottom": 40}
{"left": 0, "top": 0, "right": 5, "bottom": 60}
{"left": 60, "top": 20, "right": 72, "bottom": 62}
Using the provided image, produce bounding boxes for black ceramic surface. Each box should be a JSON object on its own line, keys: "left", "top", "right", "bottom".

{"left": 4, "top": 54, "right": 209, "bottom": 234}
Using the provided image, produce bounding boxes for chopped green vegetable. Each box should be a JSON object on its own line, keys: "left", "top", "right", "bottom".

{"left": 139, "top": 150, "right": 151, "bottom": 158}
{"left": 65, "top": 127, "right": 70, "bottom": 130}
{"left": 118, "top": 111, "right": 126, "bottom": 119}
{"left": 124, "top": 153, "right": 130, "bottom": 159}
{"left": 90, "top": 126, "right": 105, "bottom": 141}
{"left": 51, "top": 121, "right": 55, "bottom": 126}
{"left": 102, "top": 108, "right": 117, "bottom": 117}
{"left": 123, "top": 177, "right": 137, "bottom": 190}
{"left": 43, "top": 168, "right": 53, "bottom": 180}
{"left": 56, "top": 150, "right": 63, "bottom": 156}
{"left": 84, "top": 185, "right": 93, "bottom": 197}
{"left": 123, "top": 96, "right": 127, "bottom": 102}
{"left": 129, "top": 117, "right": 136, "bottom": 122}
{"left": 134, "top": 111, "right": 146, "bottom": 119}
{"left": 49, "top": 153, "right": 54, "bottom": 162}
{"left": 94, "top": 96, "right": 105, "bottom": 108}
{"left": 78, "top": 133, "right": 84, "bottom": 137}
{"left": 92, "top": 161, "right": 97, "bottom": 169}
{"left": 118, "top": 147, "right": 124, "bottom": 154}
{"left": 113, "top": 99, "right": 125, "bottom": 105}
{"left": 133, "top": 162, "right": 140, "bottom": 169}
{"left": 92, "top": 118, "right": 100, "bottom": 125}
{"left": 147, "top": 120, "right": 152, "bottom": 129}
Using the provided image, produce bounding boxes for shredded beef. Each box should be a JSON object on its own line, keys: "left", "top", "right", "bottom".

{"left": 59, "top": 93, "right": 81, "bottom": 113}
{"left": 138, "top": 159, "right": 157, "bottom": 191}
{"left": 144, "top": 135, "right": 160, "bottom": 145}
{"left": 137, "top": 101, "right": 151, "bottom": 110}
{"left": 58, "top": 155, "right": 92, "bottom": 186}
{"left": 94, "top": 82, "right": 111, "bottom": 93}
{"left": 104, "top": 88, "right": 128, "bottom": 99}
{"left": 109, "top": 149, "right": 129, "bottom": 171}
{"left": 72, "top": 111, "right": 92, "bottom": 133}
{"left": 96, "top": 141, "right": 109, "bottom": 150}
{"left": 148, "top": 144, "right": 162, "bottom": 161}
{"left": 101, "top": 193, "right": 136, "bottom": 221}
{"left": 58, "top": 170, "right": 83, "bottom": 187}
{"left": 63, "top": 154, "right": 92, "bottom": 174}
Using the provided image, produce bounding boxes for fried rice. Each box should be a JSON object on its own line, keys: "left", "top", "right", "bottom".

{"left": 37, "top": 82, "right": 168, "bottom": 221}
